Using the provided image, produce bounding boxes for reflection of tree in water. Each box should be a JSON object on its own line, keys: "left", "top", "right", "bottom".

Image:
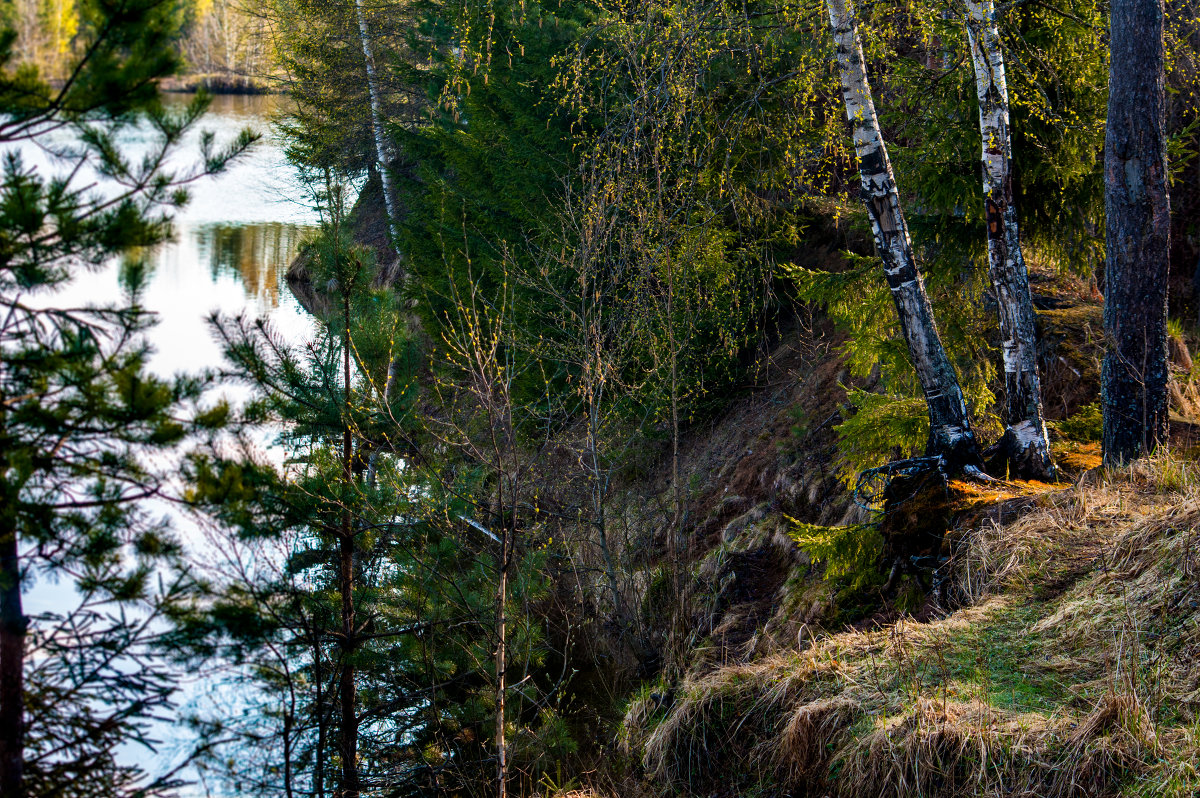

{"left": 198, "top": 223, "right": 312, "bottom": 310}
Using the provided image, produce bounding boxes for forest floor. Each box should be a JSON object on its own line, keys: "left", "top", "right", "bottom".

{"left": 564, "top": 265, "right": 1200, "bottom": 796}
{"left": 614, "top": 457, "right": 1200, "bottom": 797}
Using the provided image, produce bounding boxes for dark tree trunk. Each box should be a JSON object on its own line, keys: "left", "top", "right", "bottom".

{"left": 826, "top": 0, "right": 982, "bottom": 469}
{"left": 1102, "top": 0, "right": 1171, "bottom": 465}
{"left": 494, "top": 527, "right": 508, "bottom": 798}
{"left": 337, "top": 529, "right": 359, "bottom": 798}
{"left": 0, "top": 514, "right": 24, "bottom": 798}
{"left": 312, "top": 628, "right": 327, "bottom": 798}
{"left": 338, "top": 297, "right": 360, "bottom": 798}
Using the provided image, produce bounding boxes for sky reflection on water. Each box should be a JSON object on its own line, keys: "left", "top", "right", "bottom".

{"left": 14, "top": 93, "right": 323, "bottom": 378}
{"left": 8, "top": 95, "right": 323, "bottom": 788}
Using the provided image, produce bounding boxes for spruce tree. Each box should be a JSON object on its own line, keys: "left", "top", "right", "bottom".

{"left": 179, "top": 214, "right": 544, "bottom": 796}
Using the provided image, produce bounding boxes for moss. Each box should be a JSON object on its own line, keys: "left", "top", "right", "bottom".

{"left": 929, "top": 600, "right": 1075, "bottom": 713}
{"left": 1037, "top": 304, "right": 1105, "bottom": 420}
{"left": 893, "top": 578, "right": 926, "bottom": 615}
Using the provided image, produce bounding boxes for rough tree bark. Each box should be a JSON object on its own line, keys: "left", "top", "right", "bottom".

{"left": 1102, "top": 0, "right": 1171, "bottom": 465}
{"left": 494, "top": 519, "right": 510, "bottom": 798}
{"left": 826, "top": 0, "right": 982, "bottom": 468}
{"left": 0, "top": 507, "right": 25, "bottom": 798}
{"left": 964, "top": 0, "right": 1055, "bottom": 480}
{"left": 337, "top": 529, "right": 359, "bottom": 798}
{"left": 311, "top": 627, "right": 327, "bottom": 798}
{"left": 353, "top": 0, "right": 400, "bottom": 245}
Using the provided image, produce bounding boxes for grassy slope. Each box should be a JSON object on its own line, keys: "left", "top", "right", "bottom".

{"left": 616, "top": 457, "right": 1200, "bottom": 797}
{"left": 505, "top": 263, "right": 1200, "bottom": 796}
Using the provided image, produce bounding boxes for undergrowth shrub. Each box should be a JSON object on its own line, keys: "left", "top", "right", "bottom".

{"left": 788, "top": 253, "right": 1000, "bottom": 483}
{"left": 1053, "top": 400, "right": 1103, "bottom": 442}
{"left": 786, "top": 520, "right": 884, "bottom": 592}
{"left": 831, "top": 391, "right": 928, "bottom": 484}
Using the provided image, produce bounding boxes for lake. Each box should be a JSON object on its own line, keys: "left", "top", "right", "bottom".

{"left": 10, "top": 92, "right": 320, "bottom": 381}
{"left": 7, "top": 93, "right": 324, "bottom": 789}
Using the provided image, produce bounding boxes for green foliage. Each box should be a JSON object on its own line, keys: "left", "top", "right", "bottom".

{"left": 393, "top": 0, "right": 835, "bottom": 435}
{"left": 177, "top": 216, "right": 570, "bottom": 796}
{"left": 1054, "top": 400, "right": 1103, "bottom": 443}
{"left": 861, "top": 0, "right": 1109, "bottom": 275}
{"left": 523, "top": 0, "right": 833, "bottom": 428}
{"left": 1, "top": 0, "right": 188, "bottom": 112}
{"left": 833, "top": 391, "right": 930, "bottom": 482}
{"left": 790, "top": 255, "right": 999, "bottom": 480}
{"left": 392, "top": 0, "right": 589, "bottom": 413}
{"left": 272, "top": 0, "right": 413, "bottom": 174}
{"left": 786, "top": 519, "right": 884, "bottom": 592}
{"left": 785, "top": 403, "right": 811, "bottom": 446}
{"left": 791, "top": 255, "right": 910, "bottom": 390}
{"left": 0, "top": 4, "right": 256, "bottom": 795}
{"left": 71, "top": 0, "right": 1200, "bottom": 794}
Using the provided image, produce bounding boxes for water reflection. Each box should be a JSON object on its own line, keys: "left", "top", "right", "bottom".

{"left": 199, "top": 222, "right": 308, "bottom": 311}
{"left": 9, "top": 93, "right": 321, "bottom": 786}
{"left": 132, "top": 218, "right": 315, "bottom": 378}
{"left": 5, "top": 93, "right": 322, "bottom": 374}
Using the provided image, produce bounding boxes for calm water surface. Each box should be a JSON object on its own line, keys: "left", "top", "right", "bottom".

{"left": 13, "top": 93, "right": 319, "bottom": 378}
{"left": 9, "top": 95, "right": 323, "bottom": 786}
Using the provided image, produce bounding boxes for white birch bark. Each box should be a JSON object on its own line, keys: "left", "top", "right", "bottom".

{"left": 826, "top": 0, "right": 981, "bottom": 466}
{"left": 354, "top": 0, "right": 401, "bottom": 247}
{"left": 355, "top": 0, "right": 405, "bottom": 487}
{"left": 965, "top": 0, "right": 1055, "bottom": 479}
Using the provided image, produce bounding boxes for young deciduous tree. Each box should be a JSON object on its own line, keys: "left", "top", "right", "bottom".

{"left": 352, "top": 0, "right": 400, "bottom": 246}
{"left": 1102, "top": 0, "right": 1172, "bottom": 464}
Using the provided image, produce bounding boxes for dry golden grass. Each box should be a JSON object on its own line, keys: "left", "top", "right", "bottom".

{"left": 625, "top": 454, "right": 1200, "bottom": 797}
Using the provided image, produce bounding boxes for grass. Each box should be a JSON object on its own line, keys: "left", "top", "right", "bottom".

{"left": 615, "top": 454, "right": 1200, "bottom": 798}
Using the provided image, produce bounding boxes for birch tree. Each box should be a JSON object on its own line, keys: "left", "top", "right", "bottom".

{"left": 964, "top": 0, "right": 1055, "bottom": 479}
{"left": 353, "top": 0, "right": 401, "bottom": 247}
{"left": 825, "top": 0, "right": 982, "bottom": 468}
{"left": 1102, "top": 0, "right": 1171, "bottom": 464}
{"left": 352, "top": 0, "right": 403, "bottom": 494}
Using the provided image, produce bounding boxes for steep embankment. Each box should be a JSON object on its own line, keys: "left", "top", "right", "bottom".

{"left": 593, "top": 265, "right": 1117, "bottom": 679}
{"left": 562, "top": 269, "right": 1200, "bottom": 795}
{"left": 617, "top": 459, "right": 1200, "bottom": 798}
{"left": 285, "top": 185, "right": 1200, "bottom": 797}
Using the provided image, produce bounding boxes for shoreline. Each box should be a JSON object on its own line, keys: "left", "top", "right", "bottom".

{"left": 157, "top": 74, "right": 279, "bottom": 96}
